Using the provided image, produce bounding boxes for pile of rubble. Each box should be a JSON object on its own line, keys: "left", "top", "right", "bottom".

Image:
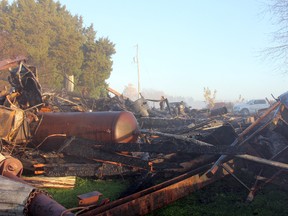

{"left": 0, "top": 58, "right": 288, "bottom": 216}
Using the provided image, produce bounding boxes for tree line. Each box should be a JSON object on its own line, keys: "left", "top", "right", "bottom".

{"left": 0, "top": 0, "right": 115, "bottom": 98}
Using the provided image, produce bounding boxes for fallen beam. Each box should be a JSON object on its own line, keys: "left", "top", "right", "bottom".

{"left": 141, "top": 129, "right": 214, "bottom": 146}
{"left": 61, "top": 140, "right": 152, "bottom": 170}
{"left": 236, "top": 154, "right": 288, "bottom": 171}
{"left": 0, "top": 56, "right": 26, "bottom": 71}
{"left": 96, "top": 142, "right": 244, "bottom": 155}
{"left": 79, "top": 160, "right": 234, "bottom": 216}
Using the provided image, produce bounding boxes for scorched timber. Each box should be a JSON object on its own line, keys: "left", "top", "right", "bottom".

{"left": 59, "top": 139, "right": 152, "bottom": 170}
{"left": 95, "top": 142, "right": 244, "bottom": 155}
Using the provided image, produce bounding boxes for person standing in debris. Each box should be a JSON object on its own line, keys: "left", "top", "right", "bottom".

{"left": 178, "top": 101, "right": 186, "bottom": 116}
{"left": 159, "top": 96, "right": 166, "bottom": 111}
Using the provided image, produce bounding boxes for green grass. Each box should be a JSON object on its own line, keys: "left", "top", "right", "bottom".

{"left": 46, "top": 177, "right": 129, "bottom": 208}
{"left": 45, "top": 175, "right": 288, "bottom": 216}
{"left": 150, "top": 177, "right": 288, "bottom": 216}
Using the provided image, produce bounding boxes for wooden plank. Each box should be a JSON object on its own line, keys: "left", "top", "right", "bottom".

{"left": 22, "top": 176, "right": 76, "bottom": 188}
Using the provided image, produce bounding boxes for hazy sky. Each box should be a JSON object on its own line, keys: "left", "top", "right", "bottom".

{"left": 58, "top": 0, "right": 287, "bottom": 101}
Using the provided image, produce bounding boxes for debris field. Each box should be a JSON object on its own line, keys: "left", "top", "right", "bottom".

{"left": 0, "top": 58, "right": 288, "bottom": 215}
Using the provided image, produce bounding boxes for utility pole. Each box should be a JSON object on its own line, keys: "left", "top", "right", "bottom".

{"left": 135, "top": 44, "right": 141, "bottom": 98}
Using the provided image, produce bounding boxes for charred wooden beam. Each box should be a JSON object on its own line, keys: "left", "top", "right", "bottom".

{"left": 95, "top": 142, "right": 244, "bottom": 155}
{"left": 106, "top": 87, "right": 128, "bottom": 100}
{"left": 61, "top": 139, "right": 152, "bottom": 171}
{"left": 36, "top": 163, "right": 102, "bottom": 177}
{"left": 141, "top": 129, "right": 214, "bottom": 146}
{"left": 138, "top": 118, "right": 194, "bottom": 129}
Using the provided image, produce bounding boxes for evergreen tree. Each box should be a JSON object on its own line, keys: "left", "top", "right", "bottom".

{"left": 81, "top": 25, "right": 115, "bottom": 98}
{"left": 0, "top": 0, "right": 115, "bottom": 97}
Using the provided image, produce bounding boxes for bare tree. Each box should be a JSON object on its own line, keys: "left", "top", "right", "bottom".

{"left": 265, "top": 0, "right": 288, "bottom": 71}
{"left": 203, "top": 87, "right": 217, "bottom": 109}
{"left": 236, "top": 94, "right": 245, "bottom": 103}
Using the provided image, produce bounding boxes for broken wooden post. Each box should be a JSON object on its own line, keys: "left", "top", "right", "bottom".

{"left": 65, "top": 74, "right": 74, "bottom": 92}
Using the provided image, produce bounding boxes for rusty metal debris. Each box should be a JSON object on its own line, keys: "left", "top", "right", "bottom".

{"left": 79, "top": 161, "right": 234, "bottom": 216}
{"left": 0, "top": 153, "right": 73, "bottom": 216}
{"left": 0, "top": 58, "right": 288, "bottom": 215}
{"left": 78, "top": 191, "right": 103, "bottom": 206}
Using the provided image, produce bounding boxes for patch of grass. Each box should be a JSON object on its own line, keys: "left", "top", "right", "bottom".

{"left": 45, "top": 175, "right": 288, "bottom": 216}
{"left": 46, "top": 177, "right": 129, "bottom": 208}
{"left": 150, "top": 178, "right": 288, "bottom": 216}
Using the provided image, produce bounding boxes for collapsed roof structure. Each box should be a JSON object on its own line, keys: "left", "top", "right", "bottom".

{"left": 0, "top": 58, "right": 288, "bottom": 215}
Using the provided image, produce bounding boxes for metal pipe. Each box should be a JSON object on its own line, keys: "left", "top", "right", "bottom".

{"left": 221, "top": 163, "right": 251, "bottom": 191}
{"left": 28, "top": 192, "right": 74, "bottom": 216}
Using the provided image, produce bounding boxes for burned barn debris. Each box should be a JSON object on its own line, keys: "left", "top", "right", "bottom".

{"left": 0, "top": 58, "right": 288, "bottom": 215}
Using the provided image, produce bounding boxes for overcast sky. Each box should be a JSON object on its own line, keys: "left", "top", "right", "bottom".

{"left": 58, "top": 0, "right": 287, "bottom": 101}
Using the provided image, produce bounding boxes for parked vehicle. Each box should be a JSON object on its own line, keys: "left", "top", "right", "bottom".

{"left": 233, "top": 99, "right": 270, "bottom": 116}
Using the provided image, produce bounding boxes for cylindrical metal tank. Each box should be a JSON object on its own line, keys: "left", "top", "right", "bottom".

{"left": 32, "top": 111, "right": 139, "bottom": 149}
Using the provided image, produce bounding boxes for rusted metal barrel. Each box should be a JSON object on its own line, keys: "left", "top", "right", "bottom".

{"left": 32, "top": 111, "right": 139, "bottom": 150}
{"left": 28, "top": 192, "right": 74, "bottom": 216}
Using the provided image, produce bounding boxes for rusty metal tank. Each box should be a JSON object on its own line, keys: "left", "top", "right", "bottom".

{"left": 32, "top": 111, "right": 139, "bottom": 149}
